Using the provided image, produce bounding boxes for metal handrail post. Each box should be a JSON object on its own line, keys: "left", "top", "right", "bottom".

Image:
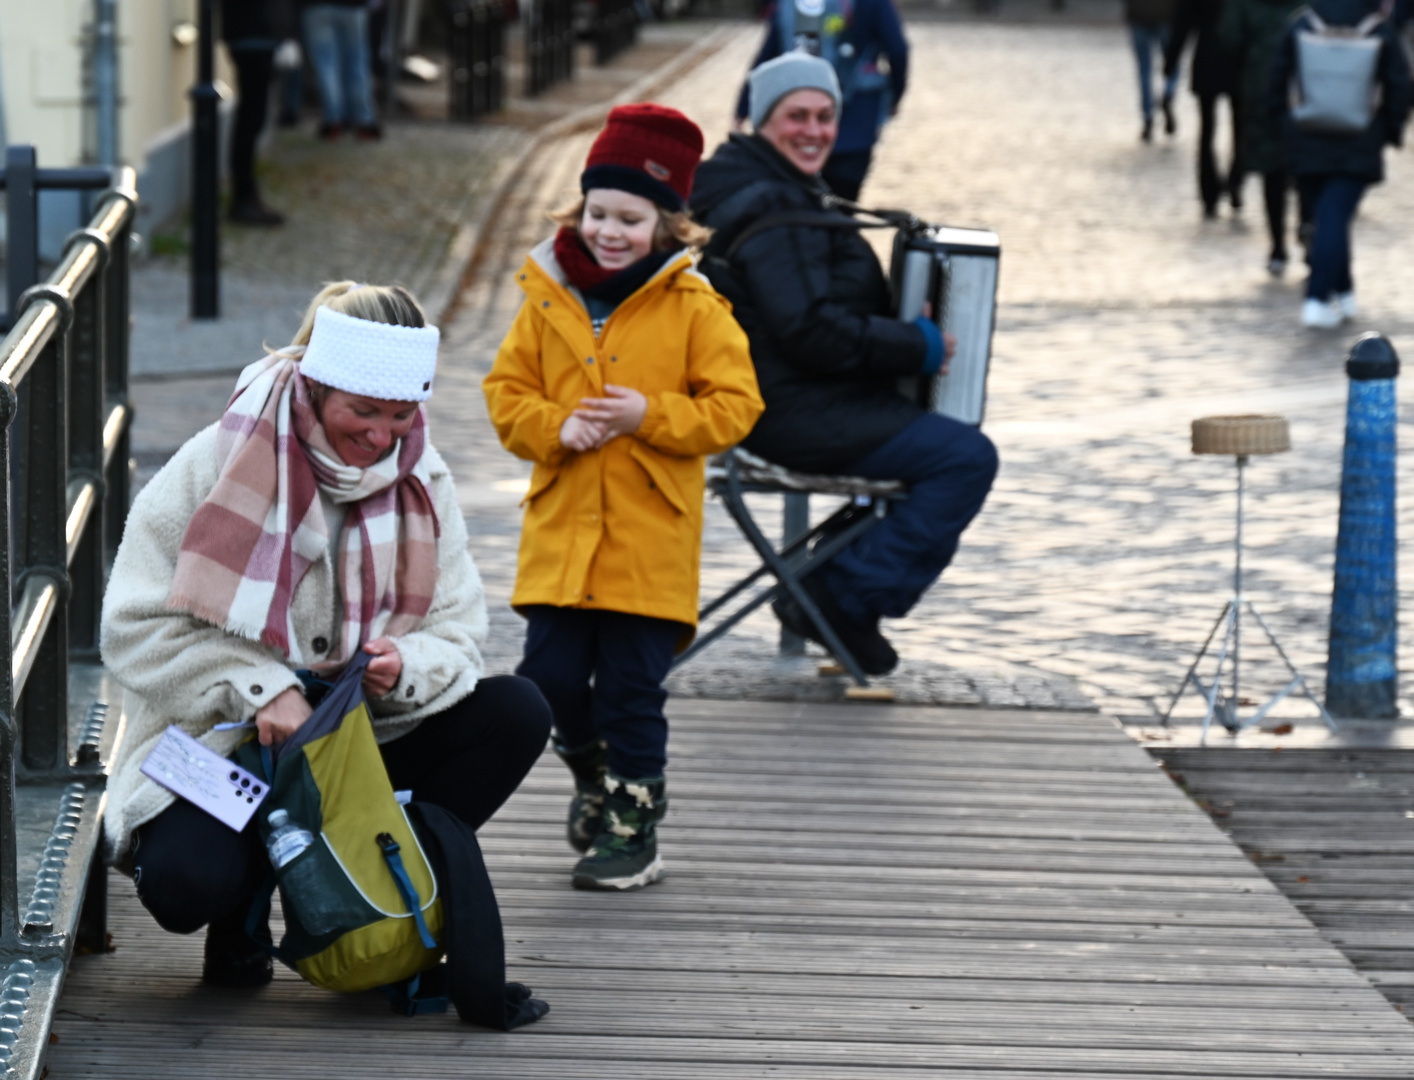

{"left": 65, "top": 229, "right": 110, "bottom": 659}
{"left": 0, "top": 386, "right": 16, "bottom": 952}
{"left": 15, "top": 293, "right": 71, "bottom": 774}
{"left": 104, "top": 189, "right": 134, "bottom": 560}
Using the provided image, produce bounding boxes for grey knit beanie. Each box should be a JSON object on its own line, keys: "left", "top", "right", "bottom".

{"left": 748, "top": 52, "right": 843, "bottom": 131}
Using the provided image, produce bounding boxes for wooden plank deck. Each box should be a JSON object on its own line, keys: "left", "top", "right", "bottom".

{"left": 47, "top": 700, "right": 1414, "bottom": 1077}
{"left": 1156, "top": 745, "right": 1414, "bottom": 1015}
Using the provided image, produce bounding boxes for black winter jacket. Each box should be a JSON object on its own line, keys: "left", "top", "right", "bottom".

{"left": 1267, "top": 0, "right": 1412, "bottom": 180}
{"left": 220, "top": 0, "right": 300, "bottom": 44}
{"left": 690, "top": 134, "right": 926, "bottom": 474}
{"left": 1164, "top": 0, "right": 1241, "bottom": 98}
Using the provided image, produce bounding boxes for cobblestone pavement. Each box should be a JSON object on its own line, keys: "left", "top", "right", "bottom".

{"left": 434, "top": 20, "right": 1414, "bottom": 721}
{"left": 125, "top": 22, "right": 718, "bottom": 386}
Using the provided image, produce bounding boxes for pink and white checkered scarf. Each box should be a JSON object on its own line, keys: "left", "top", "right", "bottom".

{"left": 168, "top": 355, "right": 440, "bottom": 667}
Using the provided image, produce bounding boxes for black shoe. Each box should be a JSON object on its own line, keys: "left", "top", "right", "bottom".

{"left": 772, "top": 576, "right": 898, "bottom": 676}
{"left": 1161, "top": 94, "right": 1176, "bottom": 135}
{"left": 354, "top": 124, "right": 383, "bottom": 142}
{"left": 202, "top": 917, "right": 273, "bottom": 988}
{"left": 1203, "top": 203, "right": 1218, "bottom": 220}
{"left": 318, "top": 122, "right": 344, "bottom": 141}
{"left": 1141, "top": 117, "right": 1153, "bottom": 143}
{"left": 228, "top": 200, "right": 285, "bottom": 227}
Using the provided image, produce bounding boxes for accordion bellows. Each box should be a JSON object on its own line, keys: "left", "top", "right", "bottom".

{"left": 301, "top": 306, "right": 441, "bottom": 403}
{"left": 1191, "top": 415, "right": 1291, "bottom": 456}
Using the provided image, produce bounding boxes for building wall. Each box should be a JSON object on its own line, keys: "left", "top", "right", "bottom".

{"left": 0, "top": 0, "right": 233, "bottom": 243}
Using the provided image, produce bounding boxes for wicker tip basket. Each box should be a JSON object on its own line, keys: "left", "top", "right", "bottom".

{"left": 1191, "top": 415, "right": 1291, "bottom": 456}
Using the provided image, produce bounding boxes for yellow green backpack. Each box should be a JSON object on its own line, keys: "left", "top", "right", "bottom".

{"left": 234, "top": 651, "right": 443, "bottom": 995}
{"left": 234, "top": 653, "right": 549, "bottom": 1028}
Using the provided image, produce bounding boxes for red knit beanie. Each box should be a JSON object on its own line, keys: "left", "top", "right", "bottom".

{"left": 580, "top": 104, "right": 704, "bottom": 212}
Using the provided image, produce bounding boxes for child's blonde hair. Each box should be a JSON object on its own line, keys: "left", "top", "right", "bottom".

{"left": 549, "top": 196, "right": 713, "bottom": 253}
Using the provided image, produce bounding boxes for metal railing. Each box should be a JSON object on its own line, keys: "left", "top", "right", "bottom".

{"left": 593, "top": 0, "right": 638, "bottom": 66}
{"left": 449, "top": 0, "right": 508, "bottom": 119}
{"left": 0, "top": 161, "right": 136, "bottom": 1080}
{"left": 525, "top": 0, "right": 576, "bottom": 97}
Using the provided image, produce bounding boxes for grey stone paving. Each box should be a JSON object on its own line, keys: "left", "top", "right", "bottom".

{"left": 440, "top": 22, "right": 1414, "bottom": 720}
{"left": 126, "top": 19, "right": 1414, "bottom": 723}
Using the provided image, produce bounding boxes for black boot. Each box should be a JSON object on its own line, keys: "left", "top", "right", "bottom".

{"left": 772, "top": 576, "right": 898, "bottom": 676}
{"left": 572, "top": 775, "right": 667, "bottom": 891}
{"left": 202, "top": 905, "right": 273, "bottom": 988}
{"left": 554, "top": 737, "right": 608, "bottom": 853}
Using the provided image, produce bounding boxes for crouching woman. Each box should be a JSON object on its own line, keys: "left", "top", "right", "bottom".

{"left": 101, "top": 283, "right": 551, "bottom": 986}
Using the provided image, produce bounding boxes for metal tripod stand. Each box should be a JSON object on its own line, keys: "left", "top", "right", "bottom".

{"left": 1163, "top": 452, "right": 1337, "bottom": 744}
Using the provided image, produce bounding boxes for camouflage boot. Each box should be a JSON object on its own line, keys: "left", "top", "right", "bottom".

{"left": 553, "top": 737, "right": 608, "bottom": 853}
{"left": 571, "top": 774, "right": 667, "bottom": 891}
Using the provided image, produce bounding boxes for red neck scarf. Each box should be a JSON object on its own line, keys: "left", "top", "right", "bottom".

{"left": 553, "top": 227, "right": 619, "bottom": 291}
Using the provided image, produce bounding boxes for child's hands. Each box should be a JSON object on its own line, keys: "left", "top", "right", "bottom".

{"left": 574, "top": 385, "right": 648, "bottom": 442}
{"left": 560, "top": 413, "right": 608, "bottom": 452}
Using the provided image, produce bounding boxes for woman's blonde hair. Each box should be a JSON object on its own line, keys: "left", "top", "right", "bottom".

{"left": 278, "top": 282, "right": 427, "bottom": 354}
{"left": 548, "top": 196, "right": 713, "bottom": 253}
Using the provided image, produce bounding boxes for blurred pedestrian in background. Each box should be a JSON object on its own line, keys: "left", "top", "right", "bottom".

{"left": 1268, "top": 0, "right": 1410, "bottom": 328}
{"left": 1164, "top": 0, "right": 1243, "bottom": 216}
{"left": 1125, "top": 0, "right": 1180, "bottom": 141}
{"left": 304, "top": 0, "right": 381, "bottom": 139}
{"left": 1219, "top": 0, "right": 1301, "bottom": 274}
{"left": 734, "top": 0, "right": 910, "bottom": 201}
{"left": 221, "top": 0, "right": 299, "bottom": 225}
{"left": 275, "top": 30, "right": 305, "bottom": 128}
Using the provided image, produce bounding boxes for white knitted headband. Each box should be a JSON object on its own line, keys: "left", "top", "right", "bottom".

{"left": 299, "top": 305, "right": 440, "bottom": 402}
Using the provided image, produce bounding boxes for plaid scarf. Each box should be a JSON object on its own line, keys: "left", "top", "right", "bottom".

{"left": 168, "top": 355, "right": 441, "bottom": 666}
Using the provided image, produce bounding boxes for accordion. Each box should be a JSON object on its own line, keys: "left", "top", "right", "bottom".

{"left": 890, "top": 226, "right": 1001, "bottom": 427}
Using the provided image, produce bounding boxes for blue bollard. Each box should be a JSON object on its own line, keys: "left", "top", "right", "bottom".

{"left": 1327, "top": 332, "right": 1400, "bottom": 719}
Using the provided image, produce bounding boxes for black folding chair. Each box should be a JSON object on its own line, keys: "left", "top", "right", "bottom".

{"left": 673, "top": 448, "right": 907, "bottom": 688}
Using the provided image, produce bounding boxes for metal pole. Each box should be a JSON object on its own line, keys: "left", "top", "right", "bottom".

{"left": 190, "top": 0, "right": 221, "bottom": 319}
{"left": 5, "top": 146, "right": 39, "bottom": 321}
{"left": 1327, "top": 333, "right": 1400, "bottom": 719}
{"left": 780, "top": 493, "right": 808, "bottom": 656}
{"left": 93, "top": 0, "right": 120, "bottom": 167}
{"left": 1233, "top": 454, "right": 1245, "bottom": 712}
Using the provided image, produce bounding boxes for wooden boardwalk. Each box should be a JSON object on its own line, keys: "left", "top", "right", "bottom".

{"left": 1158, "top": 745, "right": 1414, "bottom": 1014}
{"left": 48, "top": 700, "right": 1414, "bottom": 1077}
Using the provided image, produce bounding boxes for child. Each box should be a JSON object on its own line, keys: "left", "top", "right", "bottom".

{"left": 483, "top": 104, "right": 763, "bottom": 891}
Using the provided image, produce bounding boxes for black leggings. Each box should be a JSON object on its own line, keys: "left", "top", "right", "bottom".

{"left": 228, "top": 45, "right": 275, "bottom": 205}
{"left": 131, "top": 675, "right": 550, "bottom": 936}
{"left": 1263, "top": 171, "right": 1290, "bottom": 259}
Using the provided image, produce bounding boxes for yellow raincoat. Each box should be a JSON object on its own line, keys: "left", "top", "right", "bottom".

{"left": 483, "top": 238, "right": 763, "bottom": 638}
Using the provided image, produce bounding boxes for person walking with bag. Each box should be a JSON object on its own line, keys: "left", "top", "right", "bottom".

{"left": 1268, "top": 0, "right": 1411, "bottom": 327}
{"left": 102, "top": 283, "right": 552, "bottom": 993}
{"left": 1220, "top": 0, "right": 1304, "bottom": 273}
{"left": 483, "top": 105, "right": 763, "bottom": 892}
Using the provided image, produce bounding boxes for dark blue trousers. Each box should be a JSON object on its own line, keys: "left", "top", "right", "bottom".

{"left": 516, "top": 607, "right": 682, "bottom": 779}
{"left": 1299, "top": 174, "right": 1367, "bottom": 301}
{"left": 823, "top": 413, "right": 998, "bottom": 625}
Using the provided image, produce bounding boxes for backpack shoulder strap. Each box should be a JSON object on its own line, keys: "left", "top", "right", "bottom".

{"left": 1354, "top": 10, "right": 1386, "bottom": 34}
{"left": 408, "top": 802, "right": 549, "bottom": 1030}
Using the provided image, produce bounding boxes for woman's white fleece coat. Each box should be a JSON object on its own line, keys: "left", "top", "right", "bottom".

{"left": 100, "top": 423, "right": 487, "bottom": 863}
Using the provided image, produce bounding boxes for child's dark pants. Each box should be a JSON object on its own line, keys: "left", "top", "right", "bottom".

{"left": 516, "top": 606, "right": 682, "bottom": 779}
